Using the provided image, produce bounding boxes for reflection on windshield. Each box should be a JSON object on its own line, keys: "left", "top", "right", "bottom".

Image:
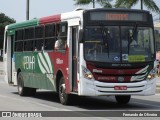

{"left": 84, "top": 26, "right": 120, "bottom": 62}
{"left": 84, "top": 26, "right": 154, "bottom": 63}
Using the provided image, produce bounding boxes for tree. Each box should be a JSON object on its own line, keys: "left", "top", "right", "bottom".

{"left": 74, "top": 0, "right": 113, "bottom": 8}
{"left": 115, "top": 0, "right": 160, "bottom": 13}
{"left": 0, "top": 12, "right": 15, "bottom": 49}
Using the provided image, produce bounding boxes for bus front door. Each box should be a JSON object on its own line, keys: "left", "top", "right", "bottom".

{"left": 71, "top": 26, "right": 78, "bottom": 92}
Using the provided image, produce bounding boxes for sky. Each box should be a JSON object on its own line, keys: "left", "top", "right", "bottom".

{"left": 0, "top": 0, "right": 160, "bottom": 23}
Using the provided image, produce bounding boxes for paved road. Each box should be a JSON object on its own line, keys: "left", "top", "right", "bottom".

{"left": 0, "top": 61, "right": 160, "bottom": 120}
{"left": 0, "top": 75, "right": 160, "bottom": 120}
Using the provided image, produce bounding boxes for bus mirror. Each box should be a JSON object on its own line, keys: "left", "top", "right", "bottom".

{"left": 78, "top": 29, "right": 84, "bottom": 43}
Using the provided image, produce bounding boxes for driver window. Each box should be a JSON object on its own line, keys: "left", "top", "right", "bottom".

{"left": 55, "top": 22, "right": 68, "bottom": 50}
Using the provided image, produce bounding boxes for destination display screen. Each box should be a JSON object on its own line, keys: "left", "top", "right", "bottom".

{"left": 90, "top": 11, "right": 148, "bottom": 22}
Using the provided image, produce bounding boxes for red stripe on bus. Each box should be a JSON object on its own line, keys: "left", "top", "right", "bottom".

{"left": 40, "top": 14, "right": 61, "bottom": 24}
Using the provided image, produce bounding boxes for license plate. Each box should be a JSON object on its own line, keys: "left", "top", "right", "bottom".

{"left": 114, "top": 86, "right": 127, "bottom": 90}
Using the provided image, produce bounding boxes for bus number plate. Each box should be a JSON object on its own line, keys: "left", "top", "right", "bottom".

{"left": 114, "top": 86, "right": 127, "bottom": 90}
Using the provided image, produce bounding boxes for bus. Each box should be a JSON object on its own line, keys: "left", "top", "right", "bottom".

{"left": 3, "top": 8, "right": 157, "bottom": 105}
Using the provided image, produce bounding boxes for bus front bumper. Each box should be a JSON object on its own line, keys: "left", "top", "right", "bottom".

{"left": 79, "top": 78, "right": 156, "bottom": 96}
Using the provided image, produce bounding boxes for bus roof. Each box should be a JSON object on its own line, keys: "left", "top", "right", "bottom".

{"left": 7, "top": 18, "right": 39, "bottom": 30}
{"left": 6, "top": 8, "right": 151, "bottom": 33}
{"left": 40, "top": 14, "right": 61, "bottom": 25}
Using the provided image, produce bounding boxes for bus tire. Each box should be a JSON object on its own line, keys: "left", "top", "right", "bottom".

{"left": 17, "top": 73, "right": 36, "bottom": 96}
{"left": 115, "top": 95, "right": 131, "bottom": 104}
{"left": 58, "top": 76, "right": 70, "bottom": 105}
{"left": 17, "top": 73, "right": 28, "bottom": 96}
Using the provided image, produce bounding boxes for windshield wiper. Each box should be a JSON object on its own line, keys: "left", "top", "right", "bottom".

{"left": 101, "top": 26, "right": 110, "bottom": 57}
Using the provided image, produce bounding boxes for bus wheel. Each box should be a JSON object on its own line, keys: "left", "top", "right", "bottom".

{"left": 17, "top": 73, "right": 36, "bottom": 96}
{"left": 115, "top": 95, "right": 131, "bottom": 104}
{"left": 17, "top": 73, "right": 27, "bottom": 96}
{"left": 59, "top": 77, "right": 70, "bottom": 105}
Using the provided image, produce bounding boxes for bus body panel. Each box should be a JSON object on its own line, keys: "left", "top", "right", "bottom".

{"left": 79, "top": 77, "right": 156, "bottom": 96}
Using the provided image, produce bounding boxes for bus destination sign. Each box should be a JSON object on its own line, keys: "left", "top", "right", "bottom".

{"left": 106, "top": 13, "right": 128, "bottom": 20}
{"left": 90, "top": 12, "right": 148, "bottom": 22}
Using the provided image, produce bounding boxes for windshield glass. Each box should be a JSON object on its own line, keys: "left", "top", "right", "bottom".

{"left": 84, "top": 26, "right": 154, "bottom": 63}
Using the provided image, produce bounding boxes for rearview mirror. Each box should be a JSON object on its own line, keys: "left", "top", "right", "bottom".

{"left": 78, "top": 29, "right": 84, "bottom": 43}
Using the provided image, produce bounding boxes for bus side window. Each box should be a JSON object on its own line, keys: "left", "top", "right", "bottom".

{"left": 34, "top": 39, "right": 44, "bottom": 51}
{"left": 24, "top": 27, "right": 34, "bottom": 51}
{"left": 45, "top": 24, "right": 55, "bottom": 50}
{"left": 35, "top": 25, "right": 44, "bottom": 51}
{"left": 15, "top": 29, "right": 24, "bottom": 52}
{"left": 55, "top": 22, "right": 68, "bottom": 50}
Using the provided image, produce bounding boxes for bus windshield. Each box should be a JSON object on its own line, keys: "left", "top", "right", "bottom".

{"left": 84, "top": 26, "right": 154, "bottom": 63}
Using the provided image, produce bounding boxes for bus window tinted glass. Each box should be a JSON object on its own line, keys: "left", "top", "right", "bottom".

{"left": 45, "top": 24, "right": 55, "bottom": 37}
{"left": 24, "top": 28, "right": 34, "bottom": 39}
{"left": 35, "top": 26, "right": 44, "bottom": 38}
{"left": 24, "top": 41, "right": 33, "bottom": 51}
{"left": 15, "top": 42, "right": 23, "bottom": 52}
{"left": 35, "top": 39, "right": 44, "bottom": 51}
{"left": 45, "top": 38, "right": 55, "bottom": 50}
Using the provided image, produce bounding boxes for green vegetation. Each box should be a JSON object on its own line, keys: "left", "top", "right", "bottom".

{"left": 74, "top": 0, "right": 160, "bottom": 13}
{"left": 115, "top": 0, "right": 160, "bottom": 13}
{"left": 74, "top": 0, "right": 113, "bottom": 8}
{"left": 0, "top": 12, "right": 15, "bottom": 49}
{"left": 0, "top": 12, "right": 15, "bottom": 61}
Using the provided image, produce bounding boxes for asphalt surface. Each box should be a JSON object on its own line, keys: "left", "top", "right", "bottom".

{"left": 0, "top": 62, "right": 160, "bottom": 120}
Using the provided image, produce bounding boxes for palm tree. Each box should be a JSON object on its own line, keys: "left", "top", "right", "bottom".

{"left": 115, "top": 0, "right": 160, "bottom": 13}
{"left": 74, "top": 0, "right": 113, "bottom": 8}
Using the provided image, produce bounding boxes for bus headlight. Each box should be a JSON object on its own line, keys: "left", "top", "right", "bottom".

{"left": 147, "top": 69, "right": 156, "bottom": 80}
{"left": 147, "top": 74, "right": 154, "bottom": 79}
{"left": 82, "top": 66, "right": 94, "bottom": 80}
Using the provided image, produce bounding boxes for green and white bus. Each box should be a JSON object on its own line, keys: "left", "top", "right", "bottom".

{"left": 3, "top": 8, "right": 157, "bottom": 105}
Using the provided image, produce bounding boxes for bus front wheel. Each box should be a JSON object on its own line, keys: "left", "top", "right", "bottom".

{"left": 59, "top": 77, "right": 70, "bottom": 105}
{"left": 115, "top": 95, "right": 131, "bottom": 104}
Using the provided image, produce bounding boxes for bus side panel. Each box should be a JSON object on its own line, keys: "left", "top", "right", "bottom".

{"left": 49, "top": 50, "right": 70, "bottom": 93}
{"left": 15, "top": 52, "right": 56, "bottom": 91}
{"left": 15, "top": 52, "right": 34, "bottom": 88}
{"left": 34, "top": 51, "right": 56, "bottom": 90}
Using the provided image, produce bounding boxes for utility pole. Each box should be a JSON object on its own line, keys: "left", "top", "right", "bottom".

{"left": 140, "top": 0, "right": 143, "bottom": 10}
{"left": 26, "top": 0, "right": 29, "bottom": 20}
{"left": 92, "top": 0, "right": 95, "bottom": 8}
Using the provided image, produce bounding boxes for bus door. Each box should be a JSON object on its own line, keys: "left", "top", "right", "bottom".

{"left": 4, "top": 34, "right": 14, "bottom": 84}
{"left": 71, "top": 26, "right": 78, "bottom": 92}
